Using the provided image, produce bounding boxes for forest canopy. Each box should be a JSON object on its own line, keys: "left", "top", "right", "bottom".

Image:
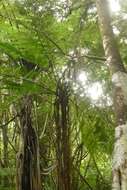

{"left": 0, "top": 0, "right": 127, "bottom": 190}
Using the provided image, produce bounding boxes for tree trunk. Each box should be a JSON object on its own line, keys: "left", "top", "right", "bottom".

{"left": 96, "top": 0, "right": 127, "bottom": 189}
{"left": 55, "top": 82, "right": 71, "bottom": 190}
{"left": 1, "top": 112, "right": 9, "bottom": 187}
{"left": 16, "top": 96, "right": 41, "bottom": 190}
{"left": 0, "top": 93, "right": 9, "bottom": 186}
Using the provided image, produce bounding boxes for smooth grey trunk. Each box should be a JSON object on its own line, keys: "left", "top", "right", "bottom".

{"left": 96, "top": 0, "right": 127, "bottom": 190}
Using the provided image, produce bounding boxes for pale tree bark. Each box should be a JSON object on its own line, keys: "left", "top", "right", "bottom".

{"left": 96, "top": 0, "right": 127, "bottom": 190}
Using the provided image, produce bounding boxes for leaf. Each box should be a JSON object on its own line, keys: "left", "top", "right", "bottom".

{"left": 0, "top": 42, "right": 22, "bottom": 59}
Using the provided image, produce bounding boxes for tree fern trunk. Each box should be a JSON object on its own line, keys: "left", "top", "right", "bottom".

{"left": 16, "top": 96, "right": 41, "bottom": 190}
{"left": 2, "top": 112, "right": 9, "bottom": 187}
{"left": 55, "top": 82, "right": 71, "bottom": 190}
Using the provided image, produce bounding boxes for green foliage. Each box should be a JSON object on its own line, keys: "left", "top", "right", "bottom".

{"left": 0, "top": 0, "right": 126, "bottom": 189}
{"left": 0, "top": 168, "right": 15, "bottom": 177}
